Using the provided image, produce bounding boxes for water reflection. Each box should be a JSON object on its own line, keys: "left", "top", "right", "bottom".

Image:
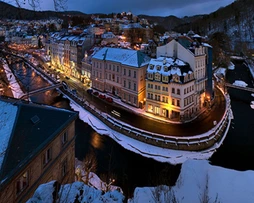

{"left": 11, "top": 61, "right": 181, "bottom": 198}
{"left": 90, "top": 131, "right": 105, "bottom": 150}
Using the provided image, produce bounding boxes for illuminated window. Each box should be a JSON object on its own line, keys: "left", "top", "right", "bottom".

{"left": 16, "top": 171, "right": 29, "bottom": 195}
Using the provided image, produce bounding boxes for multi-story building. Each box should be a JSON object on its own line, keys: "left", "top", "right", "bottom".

{"left": 145, "top": 36, "right": 212, "bottom": 121}
{"left": 49, "top": 33, "right": 94, "bottom": 80}
{"left": 91, "top": 47, "right": 150, "bottom": 108}
{"left": 0, "top": 97, "right": 78, "bottom": 203}
{"left": 146, "top": 56, "right": 195, "bottom": 120}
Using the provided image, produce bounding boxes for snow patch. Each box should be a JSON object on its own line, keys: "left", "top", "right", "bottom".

{"left": 233, "top": 80, "right": 248, "bottom": 87}
{"left": 129, "top": 160, "right": 254, "bottom": 203}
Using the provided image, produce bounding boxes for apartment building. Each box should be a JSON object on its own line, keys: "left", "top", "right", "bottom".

{"left": 49, "top": 33, "right": 94, "bottom": 80}
{"left": 91, "top": 47, "right": 150, "bottom": 108}
{"left": 0, "top": 97, "right": 78, "bottom": 203}
{"left": 146, "top": 36, "right": 212, "bottom": 121}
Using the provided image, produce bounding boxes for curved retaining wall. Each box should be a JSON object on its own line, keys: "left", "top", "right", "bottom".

{"left": 61, "top": 86, "right": 231, "bottom": 152}
{"left": 8, "top": 52, "right": 231, "bottom": 152}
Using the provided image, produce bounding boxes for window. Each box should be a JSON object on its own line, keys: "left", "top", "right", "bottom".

{"left": 128, "top": 81, "right": 131, "bottom": 89}
{"left": 134, "top": 83, "right": 136, "bottom": 91}
{"left": 43, "top": 147, "right": 52, "bottom": 166}
{"left": 172, "top": 99, "right": 175, "bottom": 105}
{"left": 62, "top": 131, "right": 68, "bottom": 145}
{"left": 134, "top": 71, "right": 136, "bottom": 78}
{"left": 62, "top": 159, "right": 68, "bottom": 177}
{"left": 177, "top": 89, "right": 180, "bottom": 95}
{"left": 128, "top": 70, "right": 131, "bottom": 77}
{"left": 172, "top": 88, "right": 175, "bottom": 94}
{"left": 16, "top": 171, "right": 29, "bottom": 194}
{"left": 124, "top": 69, "right": 126, "bottom": 75}
{"left": 124, "top": 80, "right": 126, "bottom": 87}
{"left": 156, "top": 65, "right": 161, "bottom": 71}
{"left": 177, "top": 100, "right": 180, "bottom": 107}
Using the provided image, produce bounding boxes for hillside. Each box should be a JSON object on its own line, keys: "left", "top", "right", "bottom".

{"left": 173, "top": 0, "right": 254, "bottom": 50}
{"left": 0, "top": 1, "right": 88, "bottom": 20}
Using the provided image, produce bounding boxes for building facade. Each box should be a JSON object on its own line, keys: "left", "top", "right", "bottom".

{"left": 145, "top": 37, "right": 212, "bottom": 121}
{"left": 0, "top": 97, "right": 78, "bottom": 203}
{"left": 91, "top": 47, "right": 150, "bottom": 108}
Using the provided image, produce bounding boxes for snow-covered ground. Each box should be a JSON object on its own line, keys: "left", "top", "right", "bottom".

{"left": 228, "top": 61, "right": 235, "bottom": 70}
{"left": 69, "top": 100, "right": 229, "bottom": 165}
{"left": 27, "top": 181, "right": 125, "bottom": 203}
{"left": 129, "top": 160, "right": 254, "bottom": 203}
{"left": 232, "top": 80, "right": 248, "bottom": 87}
{"left": 27, "top": 160, "right": 254, "bottom": 203}
{"left": 3, "top": 63, "right": 24, "bottom": 98}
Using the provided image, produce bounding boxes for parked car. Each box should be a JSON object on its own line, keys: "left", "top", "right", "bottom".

{"left": 99, "top": 94, "right": 106, "bottom": 99}
{"left": 93, "top": 91, "right": 99, "bottom": 96}
{"left": 106, "top": 97, "right": 113, "bottom": 103}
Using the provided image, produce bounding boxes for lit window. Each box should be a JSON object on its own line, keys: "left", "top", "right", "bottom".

{"left": 16, "top": 171, "right": 29, "bottom": 194}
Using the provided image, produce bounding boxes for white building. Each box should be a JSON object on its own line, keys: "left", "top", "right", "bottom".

{"left": 146, "top": 37, "right": 208, "bottom": 121}
{"left": 91, "top": 47, "right": 150, "bottom": 108}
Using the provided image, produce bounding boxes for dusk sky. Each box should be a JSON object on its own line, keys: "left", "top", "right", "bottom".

{"left": 19, "top": 0, "right": 235, "bottom": 17}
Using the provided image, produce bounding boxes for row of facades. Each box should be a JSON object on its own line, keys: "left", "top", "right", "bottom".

{"left": 48, "top": 33, "right": 213, "bottom": 122}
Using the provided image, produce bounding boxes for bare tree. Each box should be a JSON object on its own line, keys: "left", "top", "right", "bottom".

{"left": 82, "top": 150, "right": 97, "bottom": 185}
{"left": 5, "top": 0, "right": 67, "bottom": 11}
{"left": 151, "top": 185, "right": 179, "bottom": 203}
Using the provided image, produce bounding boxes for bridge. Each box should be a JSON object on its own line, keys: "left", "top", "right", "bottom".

{"left": 225, "top": 83, "right": 254, "bottom": 93}
{"left": 19, "top": 83, "right": 62, "bottom": 99}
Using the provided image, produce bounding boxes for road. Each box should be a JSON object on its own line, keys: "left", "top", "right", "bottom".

{"left": 4, "top": 50, "right": 227, "bottom": 137}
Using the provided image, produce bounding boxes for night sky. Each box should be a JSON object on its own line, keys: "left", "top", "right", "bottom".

{"left": 19, "top": 0, "right": 234, "bottom": 17}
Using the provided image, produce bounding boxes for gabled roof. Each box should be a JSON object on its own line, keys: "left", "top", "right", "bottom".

{"left": 92, "top": 47, "right": 150, "bottom": 68}
{"left": 0, "top": 97, "right": 78, "bottom": 186}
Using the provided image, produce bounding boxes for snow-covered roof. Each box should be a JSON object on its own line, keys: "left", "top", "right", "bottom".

{"left": 193, "top": 34, "right": 201, "bottom": 38}
{"left": 0, "top": 100, "right": 18, "bottom": 170}
{"left": 147, "top": 57, "right": 191, "bottom": 77}
{"left": 92, "top": 47, "right": 150, "bottom": 68}
{"left": 123, "top": 23, "right": 144, "bottom": 29}
{"left": 202, "top": 42, "right": 213, "bottom": 48}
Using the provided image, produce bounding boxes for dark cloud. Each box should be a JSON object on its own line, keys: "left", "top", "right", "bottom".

{"left": 65, "top": 0, "right": 234, "bottom": 17}
{"left": 19, "top": 0, "right": 234, "bottom": 17}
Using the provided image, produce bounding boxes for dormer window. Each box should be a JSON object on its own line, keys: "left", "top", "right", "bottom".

{"left": 173, "top": 75, "right": 179, "bottom": 83}
{"left": 156, "top": 65, "right": 161, "bottom": 71}
{"left": 163, "top": 66, "right": 168, "bottom": 72}
{"left": 149, "top": 64, "right": 154, "bottom": 70}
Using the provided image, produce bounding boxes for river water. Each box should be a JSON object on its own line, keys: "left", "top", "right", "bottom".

{"left": 210, "top": 60, "right": 254, "bottom": 170}
{"left": 11, "top": 59, "right": 254, "bottom": 198}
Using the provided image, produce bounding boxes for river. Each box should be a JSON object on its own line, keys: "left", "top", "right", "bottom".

{"left": 11, "top": 62, "right": 181, "bottom": 199}
{"left": 10, "top": 58, "right": 254, "bottom": 198}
